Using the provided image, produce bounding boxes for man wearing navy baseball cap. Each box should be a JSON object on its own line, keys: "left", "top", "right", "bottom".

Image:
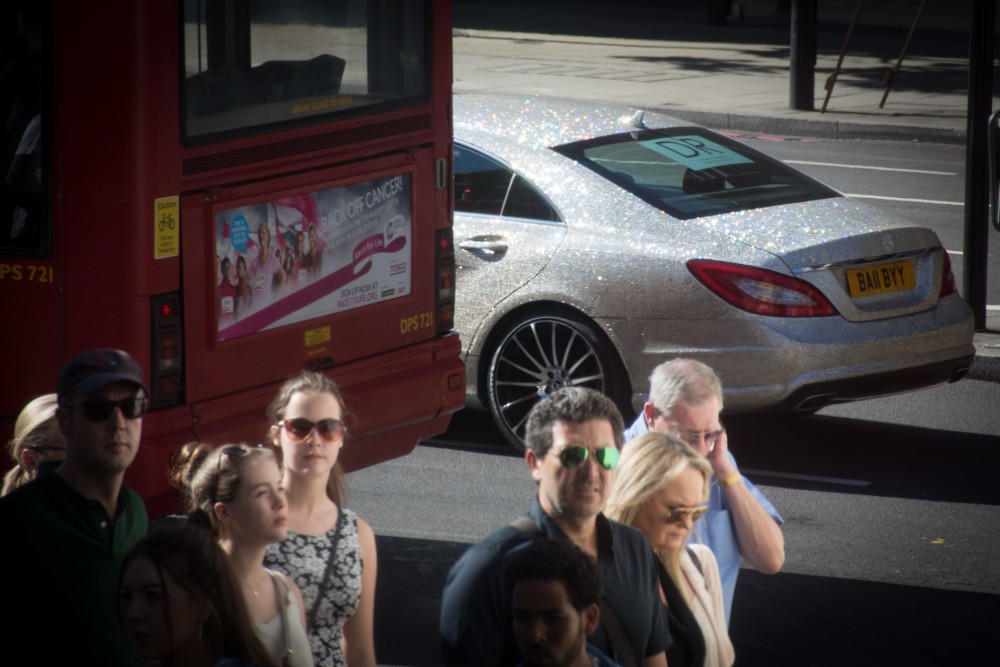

{"left": 0, "top": 348, "right": 150, "bottom": 665}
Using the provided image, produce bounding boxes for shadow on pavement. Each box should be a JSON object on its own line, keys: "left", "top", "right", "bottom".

{"left": 731, "top": 568, "right": 997, "bottom": 665}
{"left": 453, "top": 0, "right": 977, "bottom": 58}
{"left": 724, "top": 413, "right": 1000, "bottom": 506}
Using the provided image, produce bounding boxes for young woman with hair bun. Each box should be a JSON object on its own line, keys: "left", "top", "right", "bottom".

{"left": 264, "top": 371, "right": 377, "bottom": 667}
{"left": 171, "top": 442, "right": 314, "bottom": 667}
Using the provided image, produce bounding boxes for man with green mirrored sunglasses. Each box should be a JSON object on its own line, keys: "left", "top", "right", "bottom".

{"left": 441, "top": 387, "right": 671, "bottom": 667}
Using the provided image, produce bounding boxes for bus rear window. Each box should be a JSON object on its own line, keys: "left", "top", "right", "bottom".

{"left": 182, "top": 0, "right": 428, "bottom": 142}
{"left": 1, "top": 4, "right": 47, "bottom": 255}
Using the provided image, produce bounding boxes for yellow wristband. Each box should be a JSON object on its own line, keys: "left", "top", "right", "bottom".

{"left": 720, "top": 472, "right": 741, "bottom": 488}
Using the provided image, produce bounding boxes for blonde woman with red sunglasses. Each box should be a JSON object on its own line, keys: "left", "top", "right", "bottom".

{"left": 264, "top": 372, "right": 377, "bottom": 667}
{"left": 606, "top": 432, "right": 734, "bottom": 667}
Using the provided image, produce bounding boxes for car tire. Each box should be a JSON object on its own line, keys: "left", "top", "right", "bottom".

{"left": 485, "top": 311, "right": 631, "bottom": 450}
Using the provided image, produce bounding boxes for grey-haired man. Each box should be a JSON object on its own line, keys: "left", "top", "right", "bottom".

{"left": 624, "top": 358, "right": 784, "bottom": 624}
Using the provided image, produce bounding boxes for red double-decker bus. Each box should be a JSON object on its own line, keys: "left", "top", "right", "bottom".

{"left": 1, "top": 0, "right": 463, "bottom": 515}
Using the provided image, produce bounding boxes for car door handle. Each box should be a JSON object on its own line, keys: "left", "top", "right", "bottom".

{"left": 458, "top": 236, "right": 509, "bottom": 255}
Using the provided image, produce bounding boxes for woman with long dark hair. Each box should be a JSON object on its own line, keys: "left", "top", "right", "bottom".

{"left": 120, "top": 520, "right": 276, "bottom": 667}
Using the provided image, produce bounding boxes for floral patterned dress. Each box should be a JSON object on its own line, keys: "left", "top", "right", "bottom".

{"left": 265, "top": 508, "right": 362, "bottom": 667}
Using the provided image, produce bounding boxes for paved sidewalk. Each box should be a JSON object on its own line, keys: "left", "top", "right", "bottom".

{"left": 452, "top": 0, "right": 1000, "bottom": 374}
{"left": 454, "top": 1, "right": 994, "bottom": 143}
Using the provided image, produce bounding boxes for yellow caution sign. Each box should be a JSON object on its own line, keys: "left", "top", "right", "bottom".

{"left": 305, "top": 325, "right": 331, "bottom": 348}
{"left": 154, "top": 196, "right": 180, "bottom": 259}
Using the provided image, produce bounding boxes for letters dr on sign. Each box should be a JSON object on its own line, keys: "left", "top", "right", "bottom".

{"left": 641, "top": 135, "right": 752, "bottom": 171}
{"left": 212, "top": 173, "right": 412, "bottom": 341}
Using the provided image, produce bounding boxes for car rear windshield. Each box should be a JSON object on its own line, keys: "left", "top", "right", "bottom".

{"left": 551, "top": 128, "right": 839, "bottom": 220}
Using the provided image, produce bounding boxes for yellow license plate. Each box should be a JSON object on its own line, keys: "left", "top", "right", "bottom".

{"left": 847, "top": 260, "right": 915, "bottom": 297}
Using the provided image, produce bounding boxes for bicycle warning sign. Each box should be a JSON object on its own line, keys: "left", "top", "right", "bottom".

{"left": 155, "top": 196, "right": 179, "bottom": 259}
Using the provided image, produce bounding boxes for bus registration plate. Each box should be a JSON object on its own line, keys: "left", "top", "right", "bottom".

{"left": 846, "top": 260, "right": 915, "bottom": 298}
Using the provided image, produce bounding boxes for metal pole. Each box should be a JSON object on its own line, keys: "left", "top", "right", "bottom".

{"left": 963, "top": 0, "right": 994, "bottom": 330}
{"left": 790, "top": 0, "right": 817, "bottom": 110}
{"left": 821, "top": 0, "right": 864, "bottom": 114}
{"left": 879, "top": 0, "right": 927, "bottom": 108}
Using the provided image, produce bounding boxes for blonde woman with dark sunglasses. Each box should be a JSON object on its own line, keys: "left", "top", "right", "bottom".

{"left": 263, "top": 371, "right": 377, "bottom": 667}
{"left": 2, "top": 393, "right": 65, "bottom": 496}
{"left": 606, "top": 432, "right": 734, "bottom": 667}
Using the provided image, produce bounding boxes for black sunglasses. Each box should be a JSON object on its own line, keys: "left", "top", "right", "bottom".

{"left": 65, "top": 397, "right": 147, "bottom": 421}
{"left": 557, "top": 446, "right": 620, "bottom": 470}
{"left": 277, "top": 417, "right": 345, "bottom": 442}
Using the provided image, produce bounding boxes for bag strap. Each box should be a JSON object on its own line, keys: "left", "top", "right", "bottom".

{"left": 686, "top": 545, "right": 703, "bottom": 575}
{"left": 599, "top": 600, "right": 638, "bottom": 667}
{"left": 268, "top": 570, "right": 296, "bottom": 667}
{"left": 509, "top": 516, "right": 636, "bottom": 667}
{"left": 307, "top": 508, "right": 345, "bottom": 630}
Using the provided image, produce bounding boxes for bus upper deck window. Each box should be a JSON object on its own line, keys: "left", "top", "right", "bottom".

{"left": 181, "top": 0, "right": 428, "bottom": 143}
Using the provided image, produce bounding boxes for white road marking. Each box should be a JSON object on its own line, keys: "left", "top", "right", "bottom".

{"left": 786, "top": 160, "right": 956, "bottom": 176}
{"left": 846, "top": 194, "right": 963, "bottom": 206}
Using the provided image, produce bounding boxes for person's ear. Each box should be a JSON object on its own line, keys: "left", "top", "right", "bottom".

{"left": 642, "top": 402, "right": 658, "bottom": 429}
{"left": 19, "top": 447, "right": 37, "bottom": 472}
{"left": 213, "top": 501, "right": 231, "bottom": 525}
{"left": 269, "top": 424, "right": 281, "bottom": 447}
{"left": 582, "top": 603, "right": 600, "bottom": 636}
{"left": 525, "top": 449, "right": 544, "bottom": 483}
{"left": 56, "top": 406, "right": 71, "bottom": 438}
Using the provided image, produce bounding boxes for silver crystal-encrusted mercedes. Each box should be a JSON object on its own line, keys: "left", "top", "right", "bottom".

{"left": 452, "top": 94, "right": 974, "bottom": 448}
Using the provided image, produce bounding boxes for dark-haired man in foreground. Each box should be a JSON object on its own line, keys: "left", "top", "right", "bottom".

{"left": 507, "top": 537, "right": 622, "bottom": 667}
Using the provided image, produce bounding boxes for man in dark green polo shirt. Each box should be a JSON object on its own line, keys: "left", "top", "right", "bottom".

{"left": 0, "top": 349, "right": 150, "bottom": 665}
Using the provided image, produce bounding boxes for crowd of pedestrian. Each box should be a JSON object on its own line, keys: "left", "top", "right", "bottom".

{"left": 0, "top": 347, "right": 781, "bottom": 667}
{"left": 0, "top": 349, "right": 374, "bottom": 667}
{"left": 441, "top": 359, "right": 784, "bottom": 667}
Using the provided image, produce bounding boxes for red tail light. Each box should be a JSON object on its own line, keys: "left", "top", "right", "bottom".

{"left": 687, "top": 259, "right": 837, "bottom": 317}
{"left": 436, "top": 229, "right": 456, "bottom": 333}
{"left": 939, "top": 250, "right": 957, "bottom": 298}
{"left": 150, "top": 292, "right": 184, "bottom": 408}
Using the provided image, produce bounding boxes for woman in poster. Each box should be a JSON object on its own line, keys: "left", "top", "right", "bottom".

{"left": 235, "top": 255, "right": 253, "bottom": 317}
{"left": 218, "top": 256, "right": 238, "bottom": 327}
{"left": 307, "top": 224, "right": 324, "bottom": 279}
{"left": 249, "top": 222, "right": 285, "bottom": 309}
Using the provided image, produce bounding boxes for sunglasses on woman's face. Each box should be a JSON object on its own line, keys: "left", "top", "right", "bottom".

{"left": 663, "top": 505, "right": 709, "bottom": 524}
{"left": 556, "top": 445, "right": 620, "bottom": 470}
{"left": 277, "top": 417, "right": 345, "bottom": 442}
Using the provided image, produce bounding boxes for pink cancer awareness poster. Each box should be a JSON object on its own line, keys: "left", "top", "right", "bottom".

{"left": 213, "top": 172, "right": 412, "bottom": 341}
